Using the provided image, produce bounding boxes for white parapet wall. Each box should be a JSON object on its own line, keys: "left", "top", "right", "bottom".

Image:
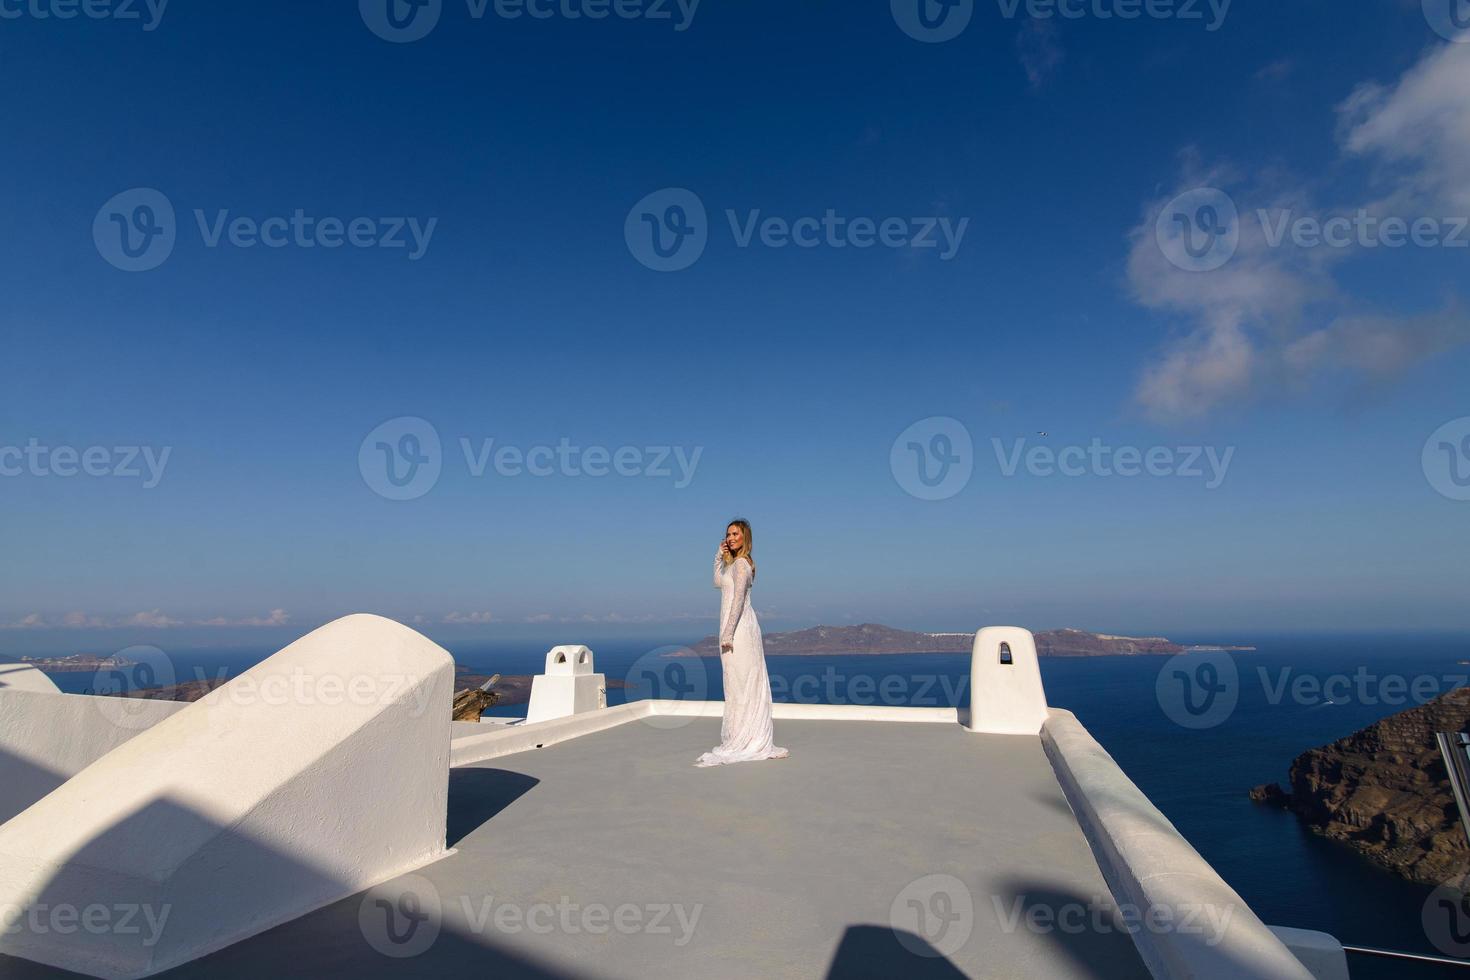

{"left": 525, "top": 645, "right": 606, "bottom": 725}
{"left": 0, "top": 614, "right": 455, "bottom": 980}
{"left": 966, "top": 626, "right": 1049, "bottom": 735}
{"left": 0, "top": 689, "right": 187, "bottom": 825}
{"left": 0, "top": 662, "right": 62, "bottom": 694}
{"left": 1042, "top": 708, "right": 1323, "bottom": 980}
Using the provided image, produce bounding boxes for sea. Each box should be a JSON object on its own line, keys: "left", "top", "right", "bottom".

{"left": 43, "top": 631, "right": 1470, "bottom": 978}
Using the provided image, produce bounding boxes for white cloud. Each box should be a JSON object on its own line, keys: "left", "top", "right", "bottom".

{"left": 1016, "top": 20, "right": 1063, "bottom": 90}
{"left": 1339, "top": 42, "right": 1470, "bottom": 213}
{"left": 3, "top": 609, "right": 289, "bottom": 630}
{"left": 1255, "top": 58, "right": 1294, "bottom": 83}
{"left": 1128, "top": 44, "right": 1470, "bottom": 419}
{"left": 199, "top": 609, "right": 290, "bottom": 627}
{"left": 443, "top": 611, "right": 494, "bottom": 625}
{"left": 121, "top": 610, "right": 183, "bottom": 629}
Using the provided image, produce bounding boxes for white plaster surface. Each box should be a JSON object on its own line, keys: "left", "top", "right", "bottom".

{"left": 525, "top": 646, "right": 606, "bottom": 725}
{"left": 1268, "top": 926, "right": 1351, "bottom": 980}
{"left": 0, "top": 614, "right": 455, "bottom": 979}
{"left": 0, "top": 690, "right": 186, "bottom": 824}
{"left": 0, "top": 663, "right": 61, "bottom": 694}
{"left": 966, "top": 626, "right": 1050, "bottom": 735}
{"left": 1043, "top": 708, "right": 1318, "bottom": 979}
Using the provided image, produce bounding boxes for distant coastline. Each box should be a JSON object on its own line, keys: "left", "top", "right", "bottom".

{"left": 19, "top": 653, "right": 136, "bottom": 673}
{"left": 674, "top": 624, "right": 1254, "bottom": 657}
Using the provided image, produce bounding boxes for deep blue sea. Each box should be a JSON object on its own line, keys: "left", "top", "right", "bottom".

{"left": 47, "top": 632, "right": 1470, "bottom": 977}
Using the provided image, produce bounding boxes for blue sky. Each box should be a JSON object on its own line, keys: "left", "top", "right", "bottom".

{"left": 3, "top": 0, "right": 1469, "bottom": 653}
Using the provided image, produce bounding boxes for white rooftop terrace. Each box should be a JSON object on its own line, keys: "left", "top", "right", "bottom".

{"left": 0, "top": 617, "right": 1347, "bottom": 979}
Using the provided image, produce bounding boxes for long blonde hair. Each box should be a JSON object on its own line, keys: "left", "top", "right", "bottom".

{"left": 724, "top": 519, "right": 755, "bottom": 576}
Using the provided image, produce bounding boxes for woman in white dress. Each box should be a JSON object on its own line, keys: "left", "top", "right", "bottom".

{"left": 695, "top": 519, "right": 790, "bottom": 767}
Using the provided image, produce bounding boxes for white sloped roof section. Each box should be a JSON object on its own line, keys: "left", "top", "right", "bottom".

{"left": 0, "top": 613, "right": 455, "bottom": 980}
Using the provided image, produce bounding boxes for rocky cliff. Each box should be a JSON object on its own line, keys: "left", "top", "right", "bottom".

{"left": 1251, "top": 686, "right": 1470, "bottom": 884}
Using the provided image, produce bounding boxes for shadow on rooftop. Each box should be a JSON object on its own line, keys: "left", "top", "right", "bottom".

{"left": 989, "top": 881, "right": 1148, "bottom": 979}
{"left": 447, "top": 767, "right": 539, "bottom": 847}
{"left": 825, "top": 924, "right": 968, "bottom": 978}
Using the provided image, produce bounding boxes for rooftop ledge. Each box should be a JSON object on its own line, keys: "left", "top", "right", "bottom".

{"left": 0, "top": 616, "right": 1345, "bottom": 979}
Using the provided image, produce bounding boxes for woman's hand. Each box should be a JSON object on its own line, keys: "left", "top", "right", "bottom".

{"left": 718, "top": 541, "right": 731, "bottom": 561}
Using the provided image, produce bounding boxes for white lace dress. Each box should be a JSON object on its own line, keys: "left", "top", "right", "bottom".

{"left": 695, "top": 554, "right": 789, "bottom": 767}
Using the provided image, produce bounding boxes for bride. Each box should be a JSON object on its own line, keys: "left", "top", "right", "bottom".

{"left": 695, "top": 519, "right": 789, "bottom": 767}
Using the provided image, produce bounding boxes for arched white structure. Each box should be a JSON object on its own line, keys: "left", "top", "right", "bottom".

{"left": 0, "top": 614, "right": 455, "bottom": 979}
{"left": 965, "top": 626, "right": 1049, "bottom": 735}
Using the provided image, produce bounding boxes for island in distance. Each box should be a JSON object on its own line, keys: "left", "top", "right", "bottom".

{"left": 677, "top": 623, "right": 1253, "bottom": 657}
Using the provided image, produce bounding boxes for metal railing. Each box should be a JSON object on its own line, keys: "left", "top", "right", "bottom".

{"left": 1343, "top": 944, "right": 1470, "bottom": 968}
